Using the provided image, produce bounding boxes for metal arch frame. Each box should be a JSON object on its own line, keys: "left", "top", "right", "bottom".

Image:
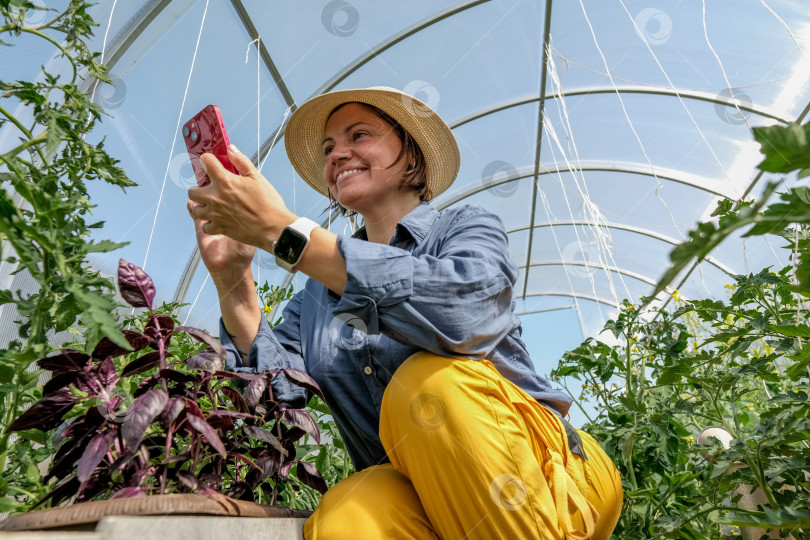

{"left": 77, "top": 0, "right": 492, "bottom": 305}
{"left": 251, "top": 0, "right": 491, "bottom": 162}
{"left": 230, "top": 0, "right": 296, "bottom": 109}
{"left": 660, "top": 98, "right": 810, "bottom": 311}
{"left": 521, "top": 292, "right": 620, "bottom": 310}
{"left": 519, "top": 260, "right": 666, "bottom": 290}
{"left": 450, "top": 86, "right": 791, "bottom": 129}
{"left": 434, "top": 162, "right": 736, "bottom": 211}
{"left": 172, "top": 0, "right": 300, "bottom": 304}
{"left": 515, "top": 260, "right": 676, "bottom": 314}
{"left": 525, "top": 0, "right": 555, "bottom": 302}
{"left": 507, "top": 220, "right": 737, "bottom": 277}
{"left": 515, "top": 305, "right": 575, "bottom": 317}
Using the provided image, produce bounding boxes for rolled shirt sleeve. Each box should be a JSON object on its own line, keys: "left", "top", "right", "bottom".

{"left": 219, "top": 291, "right": 309, "bottom": 408}
{"left": 333, "top": 206, "right": 517, "bottom": 359}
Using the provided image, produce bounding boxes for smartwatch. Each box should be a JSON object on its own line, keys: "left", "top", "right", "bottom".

{"left": 273, "top": 217, "right": 319, "bottom": 272}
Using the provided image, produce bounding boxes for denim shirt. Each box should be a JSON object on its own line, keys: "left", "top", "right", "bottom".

{"left": 220, "top": 202, "right": 572, "bottom": 471}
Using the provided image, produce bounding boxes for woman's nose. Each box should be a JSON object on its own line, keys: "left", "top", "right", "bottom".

{"left": 329, "top": 142, "right": 351, "bottom": 162}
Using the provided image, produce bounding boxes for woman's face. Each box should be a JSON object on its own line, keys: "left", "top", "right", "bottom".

{"left": 321, "top": 103, "right": 408, "bottom": 213}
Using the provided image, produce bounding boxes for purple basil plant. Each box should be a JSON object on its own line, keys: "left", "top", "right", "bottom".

{"left": 6, "top": 259, "right": 327, "bottom": 508}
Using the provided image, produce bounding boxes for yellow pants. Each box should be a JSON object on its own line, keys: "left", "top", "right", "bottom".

{"left": 304, "top": 352, "right": 623, "bottom": 539}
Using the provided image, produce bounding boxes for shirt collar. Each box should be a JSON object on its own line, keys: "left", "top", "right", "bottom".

{"left": 351, "top": 202, "right": 438, "bottom": 246}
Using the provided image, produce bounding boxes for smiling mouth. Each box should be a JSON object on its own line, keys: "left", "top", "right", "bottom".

{"left": 335, "top": 168, "right": 366, "bottom": 184}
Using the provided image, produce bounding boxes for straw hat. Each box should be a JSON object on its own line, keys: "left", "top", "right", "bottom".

{"left": 284, "top": 86, "right": 460, "bottom": 200}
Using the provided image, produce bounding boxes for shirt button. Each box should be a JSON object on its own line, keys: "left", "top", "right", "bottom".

{"left": 363, "top": 366, "right": 373, "bottom": 375}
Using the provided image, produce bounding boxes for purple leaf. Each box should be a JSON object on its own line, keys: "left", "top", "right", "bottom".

{"left": 243, "top": 425, "right": 288, "bottom": 457}
{"left": 6, "top": 389, "right": 76, "bottom": 433}
{"left": 76, "top": 430, "right": 116, "bottom": 483}
{"left": 221, "top": 386, "right": 250, "bottom": 414}
{"left": 158, "top": 368, "right": 195, "bottom": 385}
{"left": 279, "top": 423, "right": 307, "bottom": 444}
{"left": 178, "top": 471, "right": 199, "bottom": 491}
{"left": 110, "top": 487, "right": 147, "bottom": 500}
{"left": 206, "top": 415, "right": 234, "bottom": 432}
{"left": 244, "top": 377, "right": 267, "bottom": 412}
{"left": 186, "top": 414, "right": 227, "bottom": 458}
{"left": 37, "top": 349, "right": 90, "bottom": 373}
{"left": 92, "top": 330, "right": 150, "bottom": 359}
{"left": 206, "top": 409, "right": 257, "bottom": 420}
{"left": 31, "top": 475, "right": 79, "bottom": 509}
{"left": 213, "top": 370, "right": 264, "bottom": 381}
{"left": 186, "top": 349, "right": 224, "bottom": 373}
{"left": 197, "top": 487, "right": 240, "bottom": 513}
{"left": 159, "top": 397, "right": 185, "bottom": 427}
{"left": 144, "top": 314, "right": 175, "bottom": 347}
{"left": 282, "top": 409, "right": 320, "bottom": 444}
{"left": 175, "top": 326, "right": 225, "bottom": 359}
{"left": 96, "top": 357, "right": 118, "bottom": 389}
{"left": 280, "top": 461, "right": 295, "bottom": 477}
{"left": 296, "top": 461, "right": 329, "bottom": 494}
{"left": 122, "top": 389, "right": 169, "bottom": 450}
{"left": 278, "top": 368, "right": 324, "bottom": 399}
{"left": 42, "top": 371, "right": 80, "bottom": 395}
{"left": 118, "top": 259, "right": 155, "bottom": 310}
{"left": 247, "top": 454, "right": 281, "bottom": 485}
{"left": 122, "top": 351, "right": 162, "bottom": 377}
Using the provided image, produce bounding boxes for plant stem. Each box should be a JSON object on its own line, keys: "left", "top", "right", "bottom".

{"left": 0, "top": 130, "right": 48, "bottom": 160}
{"left": 18, "top": 28, "right": 77, "bottom": 83}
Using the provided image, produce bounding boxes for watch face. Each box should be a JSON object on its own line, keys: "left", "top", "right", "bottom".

{"left": 275, "top": 228, "right": 308, "bottom": 264}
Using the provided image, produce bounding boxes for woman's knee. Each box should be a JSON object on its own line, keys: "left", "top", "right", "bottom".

{"left": 303, "top": 464, "right": 437, "bottom": 540}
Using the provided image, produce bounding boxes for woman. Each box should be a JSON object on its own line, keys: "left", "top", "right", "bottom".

{"left": 187, "top": 87, "right": 623, "bottom": 539}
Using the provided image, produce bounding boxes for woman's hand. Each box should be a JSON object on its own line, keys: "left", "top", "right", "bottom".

{"left": 186, "top": 199, "right": 254, "bottom": 281}
{"left": 188, "top": 144, "right": 297, "bottom": 254}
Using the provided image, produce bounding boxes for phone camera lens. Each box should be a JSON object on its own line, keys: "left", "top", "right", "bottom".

{"left": 183, "top": 126, "right": 190, "bottom": 137}
{"left": 191, "top": 131, "right": 199, "bottom": 142}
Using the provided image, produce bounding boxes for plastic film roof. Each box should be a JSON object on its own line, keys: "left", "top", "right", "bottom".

{"left": 3, "top": 0, "right": 810, "bottom": 378}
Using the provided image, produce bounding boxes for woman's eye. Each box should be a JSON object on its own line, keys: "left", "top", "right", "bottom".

{"left": 323, "top": 145, "right": 333, "bottom": 156}
{"left": 353, "top": 131, "right": 367, "bottom": 140}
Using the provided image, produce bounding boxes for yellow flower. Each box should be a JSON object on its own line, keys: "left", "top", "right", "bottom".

{"left": 686, "top": 436, "right": 695, "bottom": 444}
{"left": 262, "top": 305, "right": 271, "bottom": 314}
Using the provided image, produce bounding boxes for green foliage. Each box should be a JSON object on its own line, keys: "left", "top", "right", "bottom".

{"left": 275, "top": 395, "right": 356, "bottom": 511}
{"left": 0, "top": 1, "right": 136, "bottom": 513}
{"left": 257, "top": 281, "right": 294, "bottom": 328}
{"left": 254, "top": 280, "right": 355, "bottom": 510}
{"left": 555, "top": 120, "right": 810, "bottom": 538}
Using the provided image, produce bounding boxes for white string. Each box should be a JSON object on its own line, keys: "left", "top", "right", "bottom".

{"left": 89, "top": 0, "right": 118, "bottom": 104}
{"left": 545, "top": 50, "right": 629, "bottom": 306}
{"left": 698, "top": 0, "right": 752, "bottom": 132}
{"left": 258, "top": 106, "right": 293, "bottom": 172}
{"left": 584, "top": 0, "right": 719, "bottom": 299}
{"left": 245, "top": 37, "right": 261, "bottom": 286}
{"left": 182, "top": 273, "right": 210, "bottom": 326}
{"left": 760, "top": 0, "right": 805, "bottom": 59}
{"left": 142, "top": 0, "right": 210, "bottom": 271}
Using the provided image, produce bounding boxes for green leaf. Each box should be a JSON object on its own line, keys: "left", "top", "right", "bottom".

{"left": 0, "top": 497, "right": 19, "bottom": 512}
{"left": 0, "top": 289, "right": 13, "bottom": 305}
{"left": 753, "top": 122, "right": 810, "bottom": 173}
{"left": 13, "top": 428, "right": 46, "bottom": 444}
{"left": 81, "top": 239, "right": 128, "bottom": 254}
{"left": 767, "top": 324, "right": 810, "bottom": 338}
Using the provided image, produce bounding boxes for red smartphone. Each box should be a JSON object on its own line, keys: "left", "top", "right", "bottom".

{"left": 182, "top": 104, "right": 237, "bottom": 186}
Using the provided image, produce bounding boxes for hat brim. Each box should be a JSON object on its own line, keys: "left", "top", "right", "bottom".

{"left": 284, "top": 87, "right": 460, "bottom": 201}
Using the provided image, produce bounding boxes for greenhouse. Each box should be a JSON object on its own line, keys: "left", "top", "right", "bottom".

{"left": 1, "top": 0, "right": 809, "bottom": 538}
